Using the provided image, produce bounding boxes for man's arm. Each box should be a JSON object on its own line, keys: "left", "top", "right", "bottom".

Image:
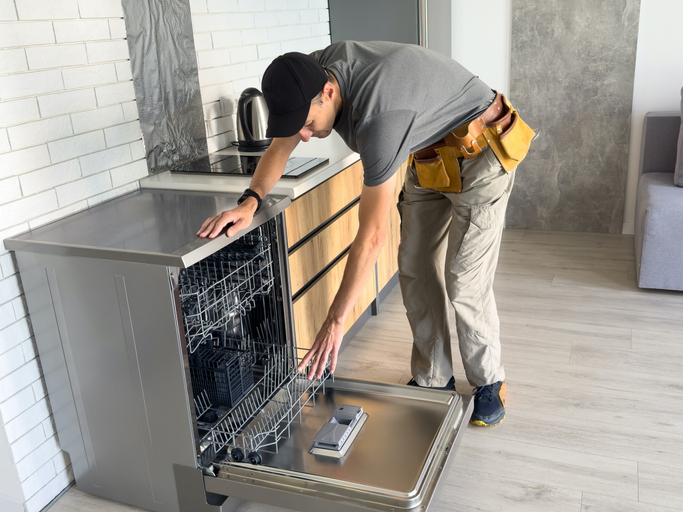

{"left": 297, "top": 172, "right": 398, "bottom": 379}
{"left": 197, "top": 134, "right": 300, "bottom": 238}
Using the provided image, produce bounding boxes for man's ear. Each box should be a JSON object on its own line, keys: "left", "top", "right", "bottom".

{"left": 323, "top": 81, "right": 334, "bottom": 100}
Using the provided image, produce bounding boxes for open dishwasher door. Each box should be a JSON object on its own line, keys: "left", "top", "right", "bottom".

{"left": 204, "top": 377, "right": 472, "bottom": 512}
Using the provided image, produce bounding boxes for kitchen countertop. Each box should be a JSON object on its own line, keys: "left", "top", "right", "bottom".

{"left": 4, "top": 189, "right": 291, "bottom": 267}
{"left": 139, "top": 132, "right": 359, "bottom": 200}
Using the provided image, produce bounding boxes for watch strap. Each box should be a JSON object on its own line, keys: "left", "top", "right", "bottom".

{"left": 238, "top": 188, "right": 262, "bottom": 212}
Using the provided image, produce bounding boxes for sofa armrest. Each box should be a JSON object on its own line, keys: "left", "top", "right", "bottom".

{"left": 640, "top": 112, "right": 681, "bottom": 175}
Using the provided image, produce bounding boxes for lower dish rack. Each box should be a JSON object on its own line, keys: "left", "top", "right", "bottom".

{"left": 195, "top": 344, "right": 330, "bottom": 467}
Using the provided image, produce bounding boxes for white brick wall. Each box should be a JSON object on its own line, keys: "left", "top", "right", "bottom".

{"left": 0, "top": 2, "right": 330, "bottom": 511}
{"left": 0, "top": 1, "right": 145, "bottom": 511}
{"left": 191, "top": 0, "right": 330, "bottom": 151}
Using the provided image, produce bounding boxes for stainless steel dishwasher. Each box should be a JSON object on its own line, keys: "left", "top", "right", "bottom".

{"left": 4, "top": 188, "right": 472, "bottom": 512}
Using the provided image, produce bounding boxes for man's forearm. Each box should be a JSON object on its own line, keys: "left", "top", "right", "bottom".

{"left": 326, "top": 234, "right": 385, "bottom": 326}
{"left": 296, "top": 175, "right": 396, "bottom": 378}
{"left": 248, "top": 149, "right": 288, "bottom": 199}
{"left": 247, "top": 135, "right": 300, "bottom": 199}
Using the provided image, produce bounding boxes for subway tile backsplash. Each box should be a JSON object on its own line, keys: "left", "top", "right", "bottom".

{"left": 192, "top": 0, "right": 331, "bottom": 151}
{"left": 0, "top": 2, "right": 145, "bottom": 510}
{"left": 0, "top": 2, "right": 330, "bottom": 510}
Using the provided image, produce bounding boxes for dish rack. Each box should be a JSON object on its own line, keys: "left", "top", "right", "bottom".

{"left": 179, "top": 230, "right": 275, "bottom": 355}
{"left": 196, "top": 345, "right": 330, "bottom": 467}
{"left": 178, "top": 225, "right": 331, "bottom": 468}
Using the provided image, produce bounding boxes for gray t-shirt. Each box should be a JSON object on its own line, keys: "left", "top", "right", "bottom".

{"left": 310, "top": 41, "right": 495, "bottom": 187}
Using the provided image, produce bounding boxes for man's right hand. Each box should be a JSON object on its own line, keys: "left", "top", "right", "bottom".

{"left": 196, "top": 196, "right": 259, "bottom": 239}
{"left": 197, "top": 136, "right": 300, "bottom": 239}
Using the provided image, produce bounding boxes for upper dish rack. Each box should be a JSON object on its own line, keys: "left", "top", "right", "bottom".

{"left": 178, "top": 230, "right": 275, "bottom": 354}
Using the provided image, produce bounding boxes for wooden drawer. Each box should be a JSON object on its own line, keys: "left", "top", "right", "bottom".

{"left": 376, "top": 160, "right": 408, "bottom": 291}
{"left": 285, "top": 160, "right": 364, "bottom": 248}
{"left": 292, "top": 252, "right": 376, "bottom": 350}
{"left": 288, "top": 202, "right": 360, "bottom": 295}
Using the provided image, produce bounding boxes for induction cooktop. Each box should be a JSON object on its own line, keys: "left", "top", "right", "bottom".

{"left": 171, "top": 154, "right": 329, "bottom": 179}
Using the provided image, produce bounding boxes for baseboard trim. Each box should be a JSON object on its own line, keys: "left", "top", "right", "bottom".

{"left": 41, "top": 482, "right": 73, "bottom": 512}
{"left": 378, "top": 272, "right": 399, "bottom": 305}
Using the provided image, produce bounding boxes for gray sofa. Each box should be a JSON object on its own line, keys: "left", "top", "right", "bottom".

{"left": 634, "top": 112, "right": 683, "bottom": 291}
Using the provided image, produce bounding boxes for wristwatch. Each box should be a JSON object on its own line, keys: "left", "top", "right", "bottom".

{"left": 237, "top": 188, "right": 262, "bottom": 212}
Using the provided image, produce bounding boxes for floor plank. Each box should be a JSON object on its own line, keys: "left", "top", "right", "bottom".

{"left": 434, "top": 466, "right": 583, "bottom": 512}
{"left": 455, "top": 435, "right": 638, "bottom": 501}
{"left": 638, "top": 463, "right": 683, "bottom": 510}
{"left": 499, "top": 314, "right": 633, "bottom": 349}
{"left": 466, "top": 409, "right": 683, "bottom": 470}
{"left": 582, "top": 492, "right": 683, "bottom": 512}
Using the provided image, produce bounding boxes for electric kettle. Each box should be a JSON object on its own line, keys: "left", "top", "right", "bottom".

{"left": 236, "top": 87, "right": 272, "bottom": 152}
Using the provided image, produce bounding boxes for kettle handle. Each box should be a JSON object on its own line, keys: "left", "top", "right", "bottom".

{"left": 239, "top": 96, "right": 254, "bottom": 143}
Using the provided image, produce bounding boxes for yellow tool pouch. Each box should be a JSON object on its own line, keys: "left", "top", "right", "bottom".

{"left": 411, "top": 145, "right": 462, "bottom": 193}
{"left": 486, "top": 106, "right": 536, "bottom": 172}
{"left": 409, "top": 93, "right": 536, "bottom": 190}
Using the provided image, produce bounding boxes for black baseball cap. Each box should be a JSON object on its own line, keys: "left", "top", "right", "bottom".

{"left": 262, "top": 52, "right": 329, "bottom": 138}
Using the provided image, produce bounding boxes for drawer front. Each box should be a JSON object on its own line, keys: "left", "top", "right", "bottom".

{"left": 292, "top": 252, "right": 376, "bottom": 350}
{"left": 285, "top": 160, "right": 364, "bottom": 248}
{"left": 288, "top": 203, "right": 360, "bottom": 296}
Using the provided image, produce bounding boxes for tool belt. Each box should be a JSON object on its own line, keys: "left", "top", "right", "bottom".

{"left": 409, "top": 91, "right": 536, "bottom": 193}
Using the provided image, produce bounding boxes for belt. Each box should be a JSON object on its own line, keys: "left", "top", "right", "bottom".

{"left": 412, "top": 91, "right": 514, "bottom": 162}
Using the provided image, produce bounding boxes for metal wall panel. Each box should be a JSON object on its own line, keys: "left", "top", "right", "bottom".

{"left": 121, "top": 0, "right": 208, "bottom": 174}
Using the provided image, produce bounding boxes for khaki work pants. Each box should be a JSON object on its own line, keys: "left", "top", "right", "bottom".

{"left": 397, "top": 146, "right": 514, "bottom": 388}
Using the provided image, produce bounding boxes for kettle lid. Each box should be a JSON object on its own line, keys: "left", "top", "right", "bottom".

{"left": 240, "top": 87, "right": 264, "bottom": 99}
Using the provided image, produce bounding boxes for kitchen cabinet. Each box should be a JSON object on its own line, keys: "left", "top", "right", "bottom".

{"left": 288, "top": 202, "right": 360, "bottom": 295}
{"left": 286, "top": 159, "right": 406, "bottom": 350}
{"left": 284, "top": 160, "right": 364, "bottom": 247}
{"left": 292, "top": 251, "right": 377, "bottom": 350}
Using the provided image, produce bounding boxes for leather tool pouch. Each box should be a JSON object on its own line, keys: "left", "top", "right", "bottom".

{"left": 412, "top": 146, "right": 462, "bottom": 193}
{"left": 485, "top": 101, "right": 535, "bottom": 172}
{"left": 410, "top": 93, "right": 535, "bottom": 188}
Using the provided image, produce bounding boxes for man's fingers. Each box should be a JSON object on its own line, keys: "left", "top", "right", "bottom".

{"left": 208, "top": 213, "right": 235, "bottom": 239}
{"left": 197, "top": 216, "right": 218, "bottom": 237}
{"left": 307, "top": 352, "right": 321, "bottom": 380}
{"left": 226, "top": 216, "right": 250, "bottom": 237}
{"left": 329, "top": 348, "right": 338, "bottom": 375}
{"left": 197, "top": 217, "right": 213, "bottom": 235}
{"left": 316, "top": 348, "right": 332, "bottom": 379}
{"left": 297, "top": 346, "right": 317, "bottom": 372}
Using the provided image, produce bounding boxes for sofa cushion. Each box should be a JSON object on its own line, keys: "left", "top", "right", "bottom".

{"left": 635, "top": 172, "right": 683, "bottom": 290}
{"left": 675, "top": 86, "right": 683, "bottom": 186}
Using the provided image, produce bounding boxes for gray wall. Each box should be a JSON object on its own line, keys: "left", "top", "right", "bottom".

{"left": 507, "top": 0, "right": 641, "bottom": 233}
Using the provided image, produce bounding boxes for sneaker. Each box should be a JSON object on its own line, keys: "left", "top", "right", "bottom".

{"left": 406, "top": 375, "right": 456, "bottom": 391}
{"left": 470, "top": 381, "right": 506, "bottom": 426}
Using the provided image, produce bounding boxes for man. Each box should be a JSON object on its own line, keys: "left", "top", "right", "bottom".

{"left": 198, "top": 41, "right": 532, "bottom": 426}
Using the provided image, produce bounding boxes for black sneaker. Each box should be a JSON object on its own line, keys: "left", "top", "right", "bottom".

{"left": 406, "top": 375, "right": 456, "bottom": 391}
{"left": 470, "top": 381, "right": 506, "bottom": 426}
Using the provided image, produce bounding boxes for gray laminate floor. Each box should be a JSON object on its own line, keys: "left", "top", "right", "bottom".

{"left": 48, "top": 230, "right": 683, "bottom": 512}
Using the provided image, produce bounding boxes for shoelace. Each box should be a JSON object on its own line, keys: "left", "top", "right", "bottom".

{"left": 473, "top": 384, "right": 496, "bottom": 404}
